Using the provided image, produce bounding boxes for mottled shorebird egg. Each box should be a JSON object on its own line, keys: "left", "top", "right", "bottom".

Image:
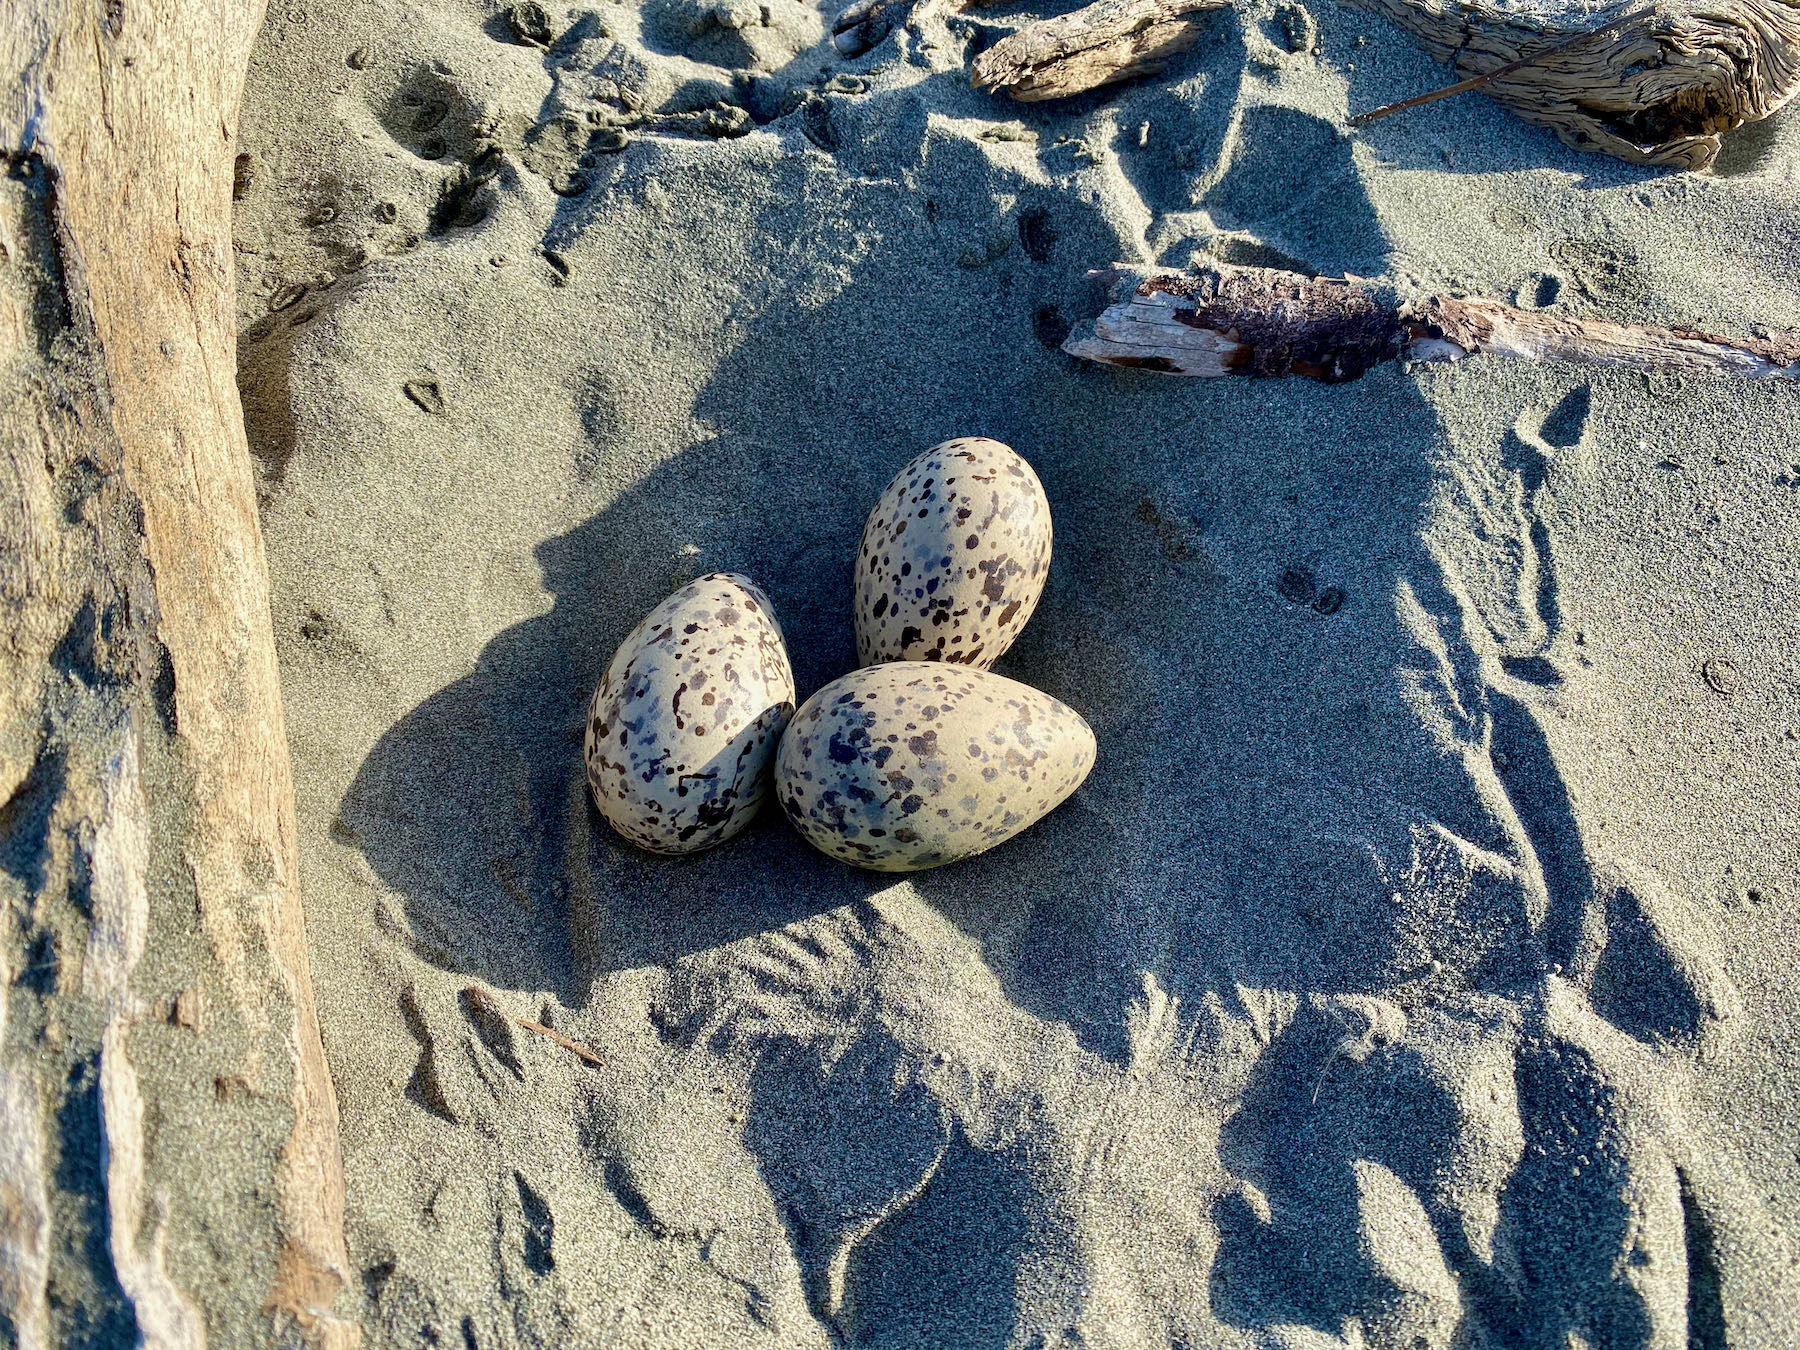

{"left": 584, "top": 573, "right": 796, "bottom": 854}
{"left": 854, "top": 437, "right": 1052, "bottom": 669}
{"left": 775, "top": 662, "right": 1095, "bottom": 872}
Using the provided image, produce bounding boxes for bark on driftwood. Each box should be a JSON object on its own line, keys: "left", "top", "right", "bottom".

{"left": 1064, "top": 263, "right": 1800, "bottom": 380}
{"left": 1347, "top": 0, "right": 1800, "bottom": 170}
{"left": 2, "top": 0, "right": 353, "bottom": 1346}
{"left": 972, "top": 0, "right": 1231, "bottom": 100}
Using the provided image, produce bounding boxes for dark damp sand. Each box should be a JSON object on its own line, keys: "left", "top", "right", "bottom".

{"left": 233, "top": 0, "right": 1800, "bottom": 1342}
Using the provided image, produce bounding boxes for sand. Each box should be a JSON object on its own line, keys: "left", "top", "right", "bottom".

{"left": 229, "top": 0, "right": 1800, "bottom": 1341}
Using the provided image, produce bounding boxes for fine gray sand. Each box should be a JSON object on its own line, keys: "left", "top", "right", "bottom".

{"left": 232, "top": 0, "right": 1800, "bottom": 1341}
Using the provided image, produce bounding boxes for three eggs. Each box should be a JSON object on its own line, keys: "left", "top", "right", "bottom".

{"left": 581, "top": 437, "right": 1095, "bottom": 872}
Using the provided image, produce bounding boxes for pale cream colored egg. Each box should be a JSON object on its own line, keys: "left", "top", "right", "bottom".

{"left": 854, "top": 437, "right": 1052, "bottom": 669}
{"left": 584, "top": 573, "right": 795, "bottom": 854}
{"left": 775, "top": 662, "right": 1094, "bottom": 872}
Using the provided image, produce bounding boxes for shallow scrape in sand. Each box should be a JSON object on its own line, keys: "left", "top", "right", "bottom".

{"left": 233, "top": 0, "right": 1800, "bottom": 1340}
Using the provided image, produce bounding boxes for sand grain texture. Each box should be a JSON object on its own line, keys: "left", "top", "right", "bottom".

{"left": 232, "top": 0, "right": 1800, "bottom": 1342}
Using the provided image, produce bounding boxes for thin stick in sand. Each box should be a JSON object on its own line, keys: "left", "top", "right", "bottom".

{"left": 516, "top": 1018, "right": 607, "bottom": 1067}
{"left": 462, "top": 983, "right": 606, "bottom": 1067}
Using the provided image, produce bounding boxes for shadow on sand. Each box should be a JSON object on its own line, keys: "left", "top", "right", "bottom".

{"left": 336, "top": 87, "right": 1724, "bottom": 1346}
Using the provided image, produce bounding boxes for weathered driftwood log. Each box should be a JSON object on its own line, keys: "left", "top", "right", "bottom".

{"left": 972, "top": 0, "right": 1231, "bottom": 99}
{"left": 2, "top": 0, "right": 353, "bottom": 1346}
{"left": 1064, "top": 263, "right": 1800, "bottom": 381}
{"left": 1346, "top": 0, "right": 1800, "bottom": 170}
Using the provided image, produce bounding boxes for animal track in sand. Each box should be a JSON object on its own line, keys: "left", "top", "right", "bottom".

{"left": 1275, "top": 564, "right": 1347, "bottom": 615}
{"left": 1031, "top": 302, "right": 1071, "bottom": 350}
{"left": 1432, "top": 391, "right": 1591, "bottom": 689}
{"left": 428, "top": 144, "right": 505, "bottom": 235}
{"left": 1537, "top": 383, "right": 1591, "bottom": 450}
{"left": 403, "top": 378, "right": 445, "bottom": 415}
{"left": 376, "top": 69, "right": 478, "bottom": 165}
{"left": 1016, "top": 207, "right": 1058, "bottom": 263}
{"left": 512, "top": 1172, "right": 556, "bottom": 1275}
{"left": 520, "top": 113, "right": 624, "bottom": 199}
{"left": 640, "top": 0, "right": 822, "bottom": 70}
{"left": 1120, "top": 105, "right": 1389, "bottom": 276}
{"left": 1549, "top": 236, "right": 1649, "bottom": 310}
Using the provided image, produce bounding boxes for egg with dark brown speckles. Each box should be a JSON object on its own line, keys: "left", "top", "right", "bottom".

{"left": 854, "top": 438, "right": 1052, "bottom": 669}
{"left": 775, "top": 662, "right": 1095, "bottom": 872}
{"left": 584, "top": 573, "right": 795, "bottom": 854}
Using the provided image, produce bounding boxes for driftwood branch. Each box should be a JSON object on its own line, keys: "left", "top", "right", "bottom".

{"left": 2, "top": 0, "right": 353, "bottom": 1344}
{"left": 1346, "top": 0, "right": 1800, "bottom": 169}
{"left": 972, "top": 0, "right": 1230, "bottom": 100}
{"left": 1064, "top": 264, "right": 1800, "bottom": 382}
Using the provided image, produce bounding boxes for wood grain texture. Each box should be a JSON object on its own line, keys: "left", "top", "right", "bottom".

{"left": 1346, "top": 0, "right": 1800, "bottom": 169}
{"left": 1, "top": 0, "right": 353, "bottom": 1343}
{"left": 972, "top": 0, "right": 1230, "bottom": 100}
{"left": 1065, "top": 263, "right": 1800, "bottom": 380}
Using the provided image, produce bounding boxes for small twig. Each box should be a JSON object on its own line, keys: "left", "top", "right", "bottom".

{"left": 1311, "top": 1046, "right": 1345, "bottom": 1104}
{"left": 514, "top": 1017, "right": 605, "bottom": 1067}
{"left": 1348, "top": 8, "right": 1646, "bottom": 126}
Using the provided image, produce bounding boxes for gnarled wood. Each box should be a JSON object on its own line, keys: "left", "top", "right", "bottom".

{"left": 1, "top": 0, "right": 353, "bottom": 1345}
{"left": 1346, "top": 0, "right": 1800, "bottom": 170}
{"left": 1065, "top": 263, "right": 1800, "bottom": 379}
{"left": 972, "top": 0, "right": 1230, "bottom": 100}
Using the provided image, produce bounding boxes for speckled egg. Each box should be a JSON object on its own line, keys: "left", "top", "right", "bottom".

{"left": 584, "top": 573, "right": 796, "bottom": 854}
{"left": 854, "top": 438, "right": 1053, "bottom": 669}
{"left": 775, "top": 662, "right": 1095, "bottom": 872}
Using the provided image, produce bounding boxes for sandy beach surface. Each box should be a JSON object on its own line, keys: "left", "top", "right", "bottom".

{"left": 229, "top": 0, "right": 1800, "bottom": 1341}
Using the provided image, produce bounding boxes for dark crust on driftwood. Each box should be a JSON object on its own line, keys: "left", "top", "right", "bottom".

{"left": 1139, "top": 270, "right": 1407, "bottom": 381}
{"left": 1345, "top": 0, "right": 1800, "bottom": 169}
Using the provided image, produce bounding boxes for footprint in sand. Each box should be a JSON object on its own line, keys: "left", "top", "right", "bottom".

{"left": 1549, "top": 236, "right": 1651, "bottom": 312}
{"left": 375, "top": 68, "right": 477, "bottom": 166}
